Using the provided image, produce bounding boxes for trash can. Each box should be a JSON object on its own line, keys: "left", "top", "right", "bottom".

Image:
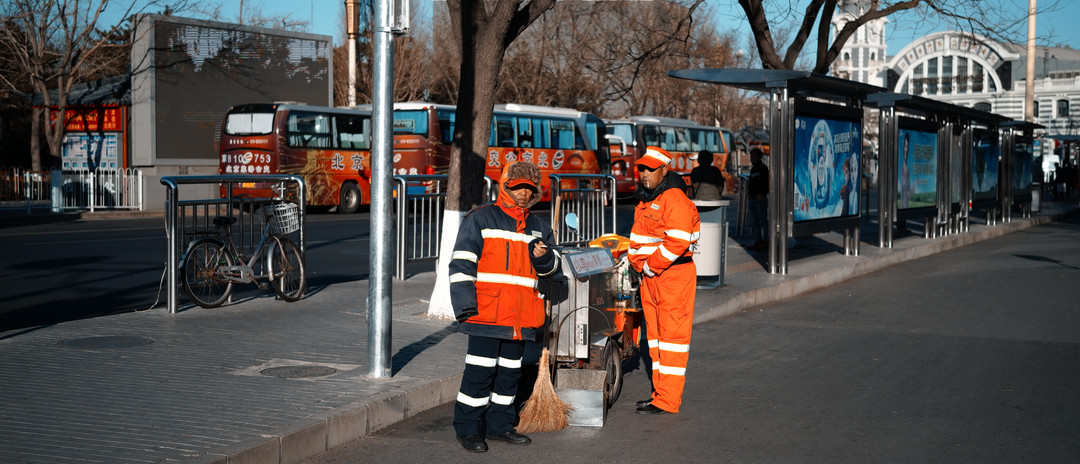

{"left": 693, "top": 199, "right": 729, "bottom": 289}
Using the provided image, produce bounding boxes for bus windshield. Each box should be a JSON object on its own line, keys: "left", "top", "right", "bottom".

{"left": 225, "top": 112, "right": 275, "bottom": 135}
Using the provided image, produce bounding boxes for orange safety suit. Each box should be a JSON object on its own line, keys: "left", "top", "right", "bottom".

{"left": 629, "top": 170, "right": 700, "bottom": 414}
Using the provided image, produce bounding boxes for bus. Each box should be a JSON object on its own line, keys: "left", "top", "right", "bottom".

{"left": 386, "top": 102, "right": 611, "bottom": 200}
{"left": 219, "top": 102, "right": 446, "bottom": 213}
{"left": 605, "top": 116, "right": 736, "bottom": 196}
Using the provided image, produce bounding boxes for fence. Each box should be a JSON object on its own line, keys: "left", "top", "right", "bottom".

{"left": 0, "top": 168, "right": 50, "bottom": 211}
{"left": 160, "top": 175, "right": 306, "bottom": 314}
{"left": 549, "top": 174, "right": 618, "bottom": 246}
{"left": 392, "top": 174, "right": 616, "bottom": 278}
{"left": 0, "top": 168, "right": 143, "bottom": 212}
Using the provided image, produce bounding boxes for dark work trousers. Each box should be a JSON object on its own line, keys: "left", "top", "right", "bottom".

{"left": 453, "top": 335, "right": 525, "bottom": 437}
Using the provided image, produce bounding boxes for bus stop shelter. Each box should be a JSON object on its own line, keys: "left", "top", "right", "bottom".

{"left": 865, "top": 92, "right": 1012, "bottom": 246}
{"left": 668, "top": 68, "right": 884, "bottom": 275}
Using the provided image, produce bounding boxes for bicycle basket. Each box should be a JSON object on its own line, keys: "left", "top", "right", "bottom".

{"left": 260, "top": 203, "right": 300, "bottom": 235}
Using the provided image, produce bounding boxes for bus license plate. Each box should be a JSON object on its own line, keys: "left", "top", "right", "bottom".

{"left": 242, "top": 182, "right": 255, "bottom": 188}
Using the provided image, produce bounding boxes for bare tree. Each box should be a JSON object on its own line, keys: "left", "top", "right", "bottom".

{"left": 426, "top": 0, "right": 557, "bottom": 319}
{"left": 0, "top": 0, "right": 148, "bottom": 170}
{"left": 737, "top": 0, "right": 1066, "bottom": 73}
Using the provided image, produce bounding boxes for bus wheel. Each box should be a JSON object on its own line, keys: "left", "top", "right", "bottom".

{"left": 339, "top": 183, "right": 362, "bottom": 214}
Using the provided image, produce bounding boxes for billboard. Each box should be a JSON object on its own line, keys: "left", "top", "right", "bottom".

{"left": 898, "top": 126, "right": 938, "bottom": 210}
{"left": 972, "top": 130, "right": 1000, "bottom": 203}
{"left": 1013, "top": 136, "right": 1034, "bottom": 196}
{"left": 131, "top": 15, "right": 332, "bottom": 166}
{"left": 793, "top": 113, "right": 861, "bottom": 222}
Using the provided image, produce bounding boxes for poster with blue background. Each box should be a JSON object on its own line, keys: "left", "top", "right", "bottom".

{"left": 972, "top": 132, "right": 1000, "bottom": 202}
{"left": 898, "top": 128, "right": 938, "bottom": 209}
{"left": 793, "top": 116, "right": 861, "bottom": 221}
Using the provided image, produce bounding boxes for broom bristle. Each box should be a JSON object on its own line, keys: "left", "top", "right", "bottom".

{"left": 516, "top": 348, "right": 571, "bottom": 433}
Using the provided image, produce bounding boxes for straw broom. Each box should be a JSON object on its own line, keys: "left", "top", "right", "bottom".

{"left": 516, "top": 347, "right": 571, "bottom": 433}
{"left": 517, "top": 195, "right": 571, "bottom": 433}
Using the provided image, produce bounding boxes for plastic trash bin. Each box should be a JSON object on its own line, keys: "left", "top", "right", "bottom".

{"left": 693, "top": 199, "right": 728, "bottom": 289}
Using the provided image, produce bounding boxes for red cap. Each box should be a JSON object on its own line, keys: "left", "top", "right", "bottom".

{"left": 636, "top": 146, "right": 672, "bottom": 170}
{"left": 507, "top": 178, "right": 537, "bottom": 189}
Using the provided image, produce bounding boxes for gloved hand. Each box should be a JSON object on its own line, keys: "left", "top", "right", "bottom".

{"left": 456, "top": 308, "right": 477, "bottom": 322}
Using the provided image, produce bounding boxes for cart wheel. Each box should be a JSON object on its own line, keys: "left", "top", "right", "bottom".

{"left": 601, "top": 339, "right": 623, "bottom": 407}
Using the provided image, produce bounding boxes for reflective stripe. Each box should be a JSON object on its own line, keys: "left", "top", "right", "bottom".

{"left": 457, "top": 392, "right": 490, "bottom": 407}
{"left": 491, "top": 392, "right": 516, "bottom": 405}
{"left": 658, "top": 244, "right": 680, "bottom": 261}
{"left": 630, "top": 246, "right": 658, "bottom": 256}
{"left": 644, "top": 147, "right": 672, "bottom": 165}
{"left": 466, "top": 354, "right": 498, "bottom": 367}
{"left": 536, "top": 249, "right": 561, "bottom": 277}
{"left": 450, "top": 272, "right": 476, "bottom": 283}
{"left": 451, "top": 250, "right": 478, "bottom": 262}
{"left": 647, "top": 338, "right": 658, "bottom": 348}
{"left": 498, "top": 357, "right": 522, "bottom": 369}
{"left": 689, "top": 231, "right": 701, "bottom": 242}
{"left": 665, "top": 229, "right": 694, "bottom": 242}
{"left": 658, "top": 341, "right": 690, "bottom": 353}
{"left": 476, "top": 272, "right": 537, "bottom": 288}
{"left": 481, "top": 228, "right": 536, "bottom": 244}
{"left": 630, "top": 233, "right": 662, "bottom": 243}
{"left": 657, "top": 364, "right": 687, "bottom": 376}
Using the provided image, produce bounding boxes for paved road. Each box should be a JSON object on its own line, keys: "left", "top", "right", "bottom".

{"left": 301, "top": 215, "right": 1080, "bottom": 464}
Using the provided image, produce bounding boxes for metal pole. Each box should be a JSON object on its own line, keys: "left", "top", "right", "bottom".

{"left": 162, "top": 178, "right": 178, "bottom": 314}
{"left": 1024, "top": 0, "right": 1037, "bottom": 123}
{"left": 368, "top": 0, "right": 395, "bottom": 379}
{"left": 346, "top": 0, "right": 359, "bottom": 107}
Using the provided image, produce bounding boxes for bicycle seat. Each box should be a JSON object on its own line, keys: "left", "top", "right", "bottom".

{"left": 213, "top": 216, "right": 238, "bottom": 228}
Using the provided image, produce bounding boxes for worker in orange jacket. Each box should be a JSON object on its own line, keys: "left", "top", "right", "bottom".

{"left": 628, "top": 146, "right": 700, "bottom": 415}
{"left": 449, "top": 161, "right": 560, "bottom": 452}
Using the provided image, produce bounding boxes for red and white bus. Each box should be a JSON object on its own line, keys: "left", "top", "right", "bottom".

{"left": 383, "top": 102, "right": 611, "bottom": 200}
{"left": 605, "top": 116, "right": 735, "bottom": 196}
{"left": 219, "top": 102, "right": 450, "bottom": 213}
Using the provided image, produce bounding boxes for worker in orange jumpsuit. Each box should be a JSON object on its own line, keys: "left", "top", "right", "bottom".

{"left": 628, "top": 146, "right": 700, "bottom": 415}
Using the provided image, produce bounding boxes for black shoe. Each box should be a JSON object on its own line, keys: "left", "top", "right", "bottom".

{"left": 636, "top": 398, "right": 652, "bottom": 408}
{"left": 636, "top": 404, "right": 671, "bottom": 415}
{"left": 457, "top": 435, "right": 488, "bottom": 453}
{"left": 487, "top": 431, "right": 531, "bottom": 445}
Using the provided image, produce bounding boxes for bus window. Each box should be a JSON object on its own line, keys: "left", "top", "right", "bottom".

{"left": 438, "top": 109, "right": 456, "bottom": 144}
{"left": 516, "top": 117, "right": 533, "bottom": 147}
{"left": 643, "top": 125, "right": 661, "bottom": 146}
{"left": 393, "top": 110, "right": 429, "bottom": 135}
{"left": 550, "top": 119, "right": 576, "bottom": 149}
{"left": 226, "top": 112, "right": 274, "bottom": 135}
{"left": 288, "top": 111, "right": 332, "bottom": 148}
{"left": 336, "top": 114, "right": 370, "bottom": 149}
{"left": 674, "top": 127, "right": 692, "bottom": 151}
{"left": 495, "top": 116, "right": 516, "bottom": 147}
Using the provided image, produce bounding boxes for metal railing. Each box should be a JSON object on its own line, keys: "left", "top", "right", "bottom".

{"left": 394, "top": 175, "right": 447, "bottom": 280}
{"left": 52, "top": 168, "right": 143, "bottom": 211}
{"left": 1, "top": 168, "right": 143, "bottom": 212}
{"left": 160, "top": 175, "right": 306, "bottom": 314}
{"left": 0, "top": 168, "right": 50, "bottom": 211}
{"left": 549, "top": 174, "right": 617, "bottom": 246}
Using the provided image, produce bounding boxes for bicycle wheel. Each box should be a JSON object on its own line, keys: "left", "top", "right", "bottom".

{"left": 270, "top": 236, "right": 306, "bottom": 302}
{"left": 181, "top": 238, "right": 234, "bottom": 308}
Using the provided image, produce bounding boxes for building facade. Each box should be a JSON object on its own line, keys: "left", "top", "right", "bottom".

{"left": 830, "top": 3, "right": 1080, "bottom": 138}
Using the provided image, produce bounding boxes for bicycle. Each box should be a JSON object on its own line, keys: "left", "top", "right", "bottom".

{"left": 180, "top": 194, "right": 307, "bottom": 308}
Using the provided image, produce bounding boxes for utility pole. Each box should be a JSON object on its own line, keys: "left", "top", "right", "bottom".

{"left": 345, "top": 0, "right": 359, "bottom": 107}
{"left": 1025, "top": 0, "right": 1036, "bottom": 122}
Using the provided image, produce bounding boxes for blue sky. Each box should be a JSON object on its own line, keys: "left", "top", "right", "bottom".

{"left": 110, "top": 0, "right": 1080, "bottom": 56}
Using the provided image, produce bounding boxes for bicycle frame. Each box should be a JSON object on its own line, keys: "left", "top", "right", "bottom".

{"left": 215, "top": 221, "right": 279, "bottom": 285}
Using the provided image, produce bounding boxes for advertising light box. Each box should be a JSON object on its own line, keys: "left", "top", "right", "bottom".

{"left": 793, "top": 112, "right": 861, "bottom": 222}
{"left": 898, "top": 125, "right": 938, "bottom": 210}
{"left": 1013, "top": 136, "right": 1034, "bottom": 198}
{"left": 973, "top": 130, "right": 1000, "bottom": 203}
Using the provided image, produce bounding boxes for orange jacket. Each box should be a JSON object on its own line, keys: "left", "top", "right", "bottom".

{"left": 449, "top": 163, "right": 559, "bottom": 341}
{"left": 629, "top": 172, "right": 700, "bottom": 276}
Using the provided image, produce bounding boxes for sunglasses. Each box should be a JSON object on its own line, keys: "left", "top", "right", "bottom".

{"left": 636, "top": 165, "right": 659, "bottom": 173}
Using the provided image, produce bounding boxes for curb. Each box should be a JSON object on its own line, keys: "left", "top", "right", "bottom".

{"left": 193, "top": 373, "right": 463, "bottom": 464}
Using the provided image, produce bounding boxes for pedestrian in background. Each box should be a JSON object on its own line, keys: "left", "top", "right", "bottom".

{"left": 629, "top": 146, "right": 700, "bottom": 415}
{"left": 747, "top": 148, "right": 769, "bottom": 250}
{"left": 449, "top": 161, "right": 560, "bottom": 453}
{"left": 689, "top": 149, "right": 725, "bottom": 200}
